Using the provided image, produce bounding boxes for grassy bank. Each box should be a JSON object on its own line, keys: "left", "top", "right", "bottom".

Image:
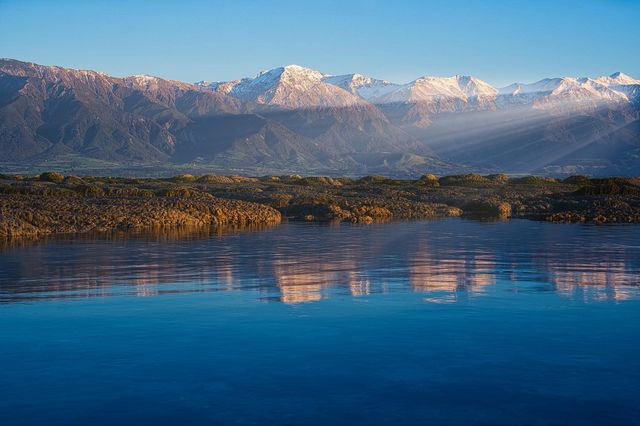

{"left": 1, "top": 172, "right": 639, "bottom": 238}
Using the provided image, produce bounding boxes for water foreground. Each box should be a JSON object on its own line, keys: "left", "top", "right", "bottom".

{"left": 1, "top": 219, "right": 639, "bottom": 425}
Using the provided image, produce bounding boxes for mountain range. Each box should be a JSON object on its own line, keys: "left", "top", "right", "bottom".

{"left": 1, "top": 58, "right": 639, "bottom": 176}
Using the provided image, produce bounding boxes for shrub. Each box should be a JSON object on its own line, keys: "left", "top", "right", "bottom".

{"left": 169, "top": 174, "right": 198, "bottom": 182}
{"left": 356, "top": 175, "right": 404, "bottom": 185}
{"left": 486, "top": 174, "right": 509, "bottom": 183}
{"left": 357, "top": 175, "right": 388, "bottom": 184}
{"left": 104, "top": 186, "right": 154, "bottom": 197}
{"left": 39, "top": 171, "right": 65, "bottom": 183}
{"left": 156, "top": 187, "right": 197, "bottom": 197}
{"left": 462, "top": 200, "right": 512, "bottom": 217}
{"left": 284, "top": 199, "right": 345, "bottom": 221}
{"left": 75, "top": 184, "right": 104, "bottom": 197}
{"left": 509, "top": 176, "right": 559, "bottom": 185}
{"left": 197, "top": 175, "right": 259, "bottom": 184}
{"left": 63, "top": 175, "right": 85, "bottom": 185}
{"left": 439, "top": 174, "right": 493, "bottom": 187}
{"left": 416, "top": 173, "right": 440, "bottom": 186}
{"left": 574, "top": 178, "right": 640, "bottom": 196}
{"left": 563, "top": 175, "right": 591, "bottom": 186}
{"left": 590, "top": 177, "right": 638, "bottom": 186}
{"left": 294, "top": 176, "right": 343, "bottom": 186}
{"left": 197, "top": 175, "right": 230, "bottom": 184}
{"left": 270, "top": 193, "right": 294, "bottom": 208}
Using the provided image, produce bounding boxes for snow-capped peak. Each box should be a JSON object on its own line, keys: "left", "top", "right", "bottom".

{"left": 254, "top": 64, "right": 327, "bottom": 82}
{"left": 373, "top": 74, "right": 497, "bottom": 104}
{"left": 497, "top": 75, "right": 631, "bottom": 110}
{"left": 130, "top": 74, "right": 159, "bottom": 83}
{"left": 453, "top": 75, "right": 498, "bottom": 98}
{"left": 215, "top": 65, "right": 367, "bottom": 109}
{"left": 498, "top": 78, "right": 565, "bottom": 96}
{"left": 595, "top": 71, "right": 640, "bottom": 86}
{"left": 322, "top": 73, "right": 400, "bottom": 100}
{"left": 196, "top": 66, "right": 640, "bottom": 111}
{"left": 124, "top": 74, "right": 167, "bottom": 90}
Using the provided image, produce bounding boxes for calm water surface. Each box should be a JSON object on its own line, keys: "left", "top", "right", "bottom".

{"left": 1, "top": 219, "right": 639, "bottom": 425}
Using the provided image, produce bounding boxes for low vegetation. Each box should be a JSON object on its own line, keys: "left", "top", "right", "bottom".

{"left": 1, "top": 172, "right": 639, "bottom": 239}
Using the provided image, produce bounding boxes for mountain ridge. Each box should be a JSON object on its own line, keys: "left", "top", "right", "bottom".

{"left": 1, "top": 58, "right": 639, "bottom": 176}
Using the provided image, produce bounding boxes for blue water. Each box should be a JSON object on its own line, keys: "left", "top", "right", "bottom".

{"left": 1, "top": 219, "right": 639, "bottom": 425}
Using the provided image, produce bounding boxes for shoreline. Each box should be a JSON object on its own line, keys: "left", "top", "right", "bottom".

{"left": 1, "top": 172, "right": 639, "bottom": 239}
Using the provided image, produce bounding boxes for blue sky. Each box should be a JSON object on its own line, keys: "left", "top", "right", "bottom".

{"left": 1, "top": 0, "right": 639, "bottom": 87}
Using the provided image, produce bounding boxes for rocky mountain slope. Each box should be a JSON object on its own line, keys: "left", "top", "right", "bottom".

{"left": 208, "top": 67, "right": 640, "bottom": 175}
{"left": 0, "top": 59, "right": 435, "bottom": 175}
{"left": 321, "top": 73, "right": 400, "bottom": 100}
{"left": 403, "top": 74, "right": 640, "bottom": 175}
{"left": 1, "top": 58, "right": 639, "bottom": 176}
{"left": 0, "top": 59, "right": 241, "bottom": 163}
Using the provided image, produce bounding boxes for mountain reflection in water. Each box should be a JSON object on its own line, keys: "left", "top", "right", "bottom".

{"left": 1, "top": 219, "right": 639, "bottom": 304}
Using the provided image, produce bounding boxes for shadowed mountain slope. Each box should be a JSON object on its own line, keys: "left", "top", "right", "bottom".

{"left": 0, "top": 59, "right": 438, "bottom": 175}
{"left": 1, "top": 59, "right": 639, "bottom": 176}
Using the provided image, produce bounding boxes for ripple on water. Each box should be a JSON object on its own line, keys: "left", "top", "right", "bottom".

{"left": 0, "top": 219, "right": 639, "bottom": 304}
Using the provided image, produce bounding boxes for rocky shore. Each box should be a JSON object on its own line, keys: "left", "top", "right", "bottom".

{"left": 1, "top": 172, "right": 639, "bottom": 239}
{"left": 0, "top": 174, "right": 281, "bottom": 238}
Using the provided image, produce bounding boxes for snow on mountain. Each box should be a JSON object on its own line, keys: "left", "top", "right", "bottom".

{"left": 595, "top": 72, "right": 640, "bottom": 86}
{"left": 579, "top": 78, "right": 630, "bottom": 101}
{"left": 197, "top": 80, "right": 240, "bottom": 93}
{"left": 210, "top": 65, "right": 368, "bottom": 109}
{"left": 126, "top": 74, "right": 165, "bottom": 90}
{"left": 130, "top": 74, "right": 159, "bottom": 83}
{"left": 612, "top": 84, "right": 640, "bottom": 105}
{"left": 198, "top": 66, "right": 640, "bottom": 113}
{"left": 497, "top": 75, "right": 635, "bottom": 109}
{"left": 322, "top": 73, "right": 400, "bottom": 100}
{"left": 369, "top": 75, "right": 498, "bottom": 115}
{"left": 499, "top": 78, "right": 564, "bottom": 97}
{"left": 2, "top": 58, "right": 639, "bottom": 175}
{"left": 208, "top": 80, "right": 242, "bottom": 94}
{"left": 594, "top": 72, "right": 640, "bottom": 105}
{"left": 455, "top": 76, "right": 499, "bottom": 99}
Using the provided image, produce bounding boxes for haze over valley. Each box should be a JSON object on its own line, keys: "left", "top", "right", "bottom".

{"left": 2, "top": 58, "right": 638, "bottom": 176}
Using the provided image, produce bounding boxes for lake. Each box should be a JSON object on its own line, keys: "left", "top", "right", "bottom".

{"left": 1, "top": 219, "right": 639, "bottom": 425}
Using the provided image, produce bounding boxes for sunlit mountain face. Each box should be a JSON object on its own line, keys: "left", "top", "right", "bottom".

{"left": 1, "top": 58, "right": 639, "bottom": 176}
